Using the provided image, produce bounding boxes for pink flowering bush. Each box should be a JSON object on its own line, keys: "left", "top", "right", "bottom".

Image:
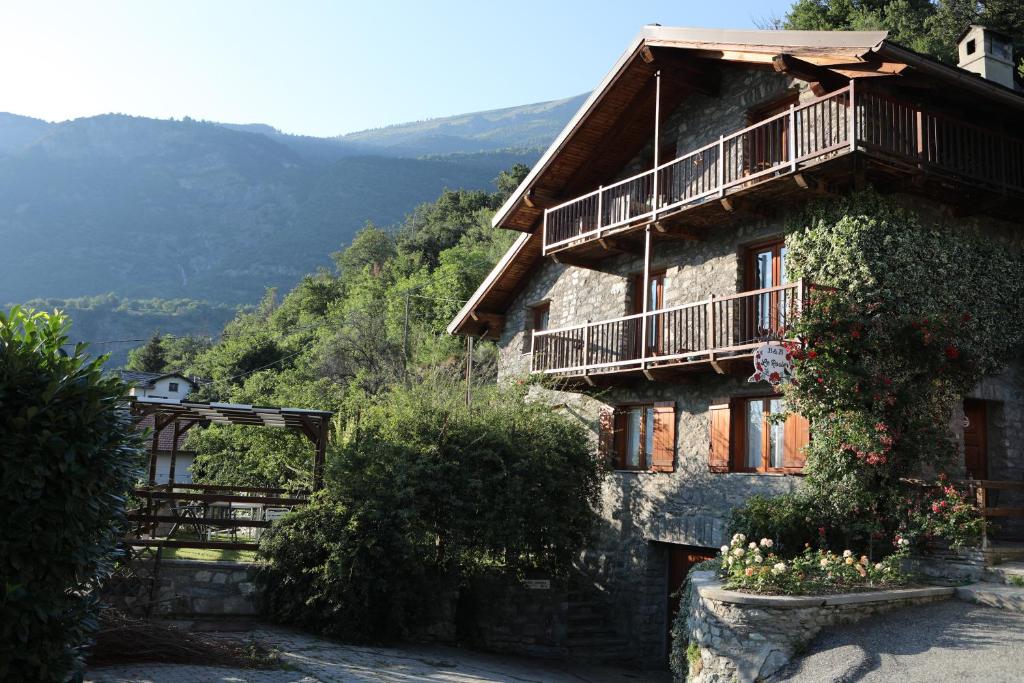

{"left": 719, "top": 533, "right": 906, "bottom": 595}
{"left": 895, "top": 478, "right": 987, "bottom": 551}
{"left": 775, "top": 190, "right": 1022, "bottom": 552}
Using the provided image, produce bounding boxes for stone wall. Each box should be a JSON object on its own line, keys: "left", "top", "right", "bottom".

{"left": 104, "top": 559, "right": 259, "bottom": 617}
{"left": 684, "top": 571, "right": 954, "bottom": 682}
{"left": 457, "top": 576, "right": 569, "bottom": 659}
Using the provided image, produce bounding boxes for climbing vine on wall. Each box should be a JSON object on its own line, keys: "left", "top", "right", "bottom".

{"left": 780, "top": 189, "right": 1024, "bottom": 546}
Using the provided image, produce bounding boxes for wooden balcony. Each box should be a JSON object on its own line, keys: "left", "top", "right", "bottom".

{"left": 531, "top": 281, "right": 805, "bottom": 380}
{"left": 542, "top": 85, "right": 1024, "bottom": 256}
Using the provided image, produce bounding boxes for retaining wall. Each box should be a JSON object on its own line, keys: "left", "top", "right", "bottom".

{"left": 684, "top": 571, "right": 954, "bottom": 682}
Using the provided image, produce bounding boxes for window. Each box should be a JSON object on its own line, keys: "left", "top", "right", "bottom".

{"left": 966, "top": 38, "right": 976, "bottom": 55}
{"left": 743, "top": 397, "right": 786, "bottom": 471}
{"left": 600, "top": 402, "right": 676, "bottom": 472}
{"left": 168, "top": 382, "right": 179, "bottom": 392}
{"left": 745, "top": 239, "right": 790, "bottom": 339}
{"left": 615, "top": 404, "right": 655, "bottom": 469}
{"left": 745, "top": 93, "right": 799, "bottom": 173}
{"left": 522, "top": 301, "right": 550, "bottom": 354}
{"left": 708, "top": 397, "right": 809, "bottom": 474}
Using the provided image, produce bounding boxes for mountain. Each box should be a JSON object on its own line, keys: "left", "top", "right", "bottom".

{"left": 336, "top": 94, "right": 587, "bottom": 157}
{"left": 0, "top": 95, "right": 580, "bottom": 359}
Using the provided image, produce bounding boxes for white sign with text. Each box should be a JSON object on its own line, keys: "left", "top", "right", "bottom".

{"left": 748, "top": 343, "right": 794, "bottom": 387}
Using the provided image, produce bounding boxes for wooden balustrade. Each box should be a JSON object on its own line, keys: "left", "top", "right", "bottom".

{"left": 543, "top": 84, "right": 1023, "bottom": 254}
{"left": 531, "top": 281, "right": 804, "bottom": 376}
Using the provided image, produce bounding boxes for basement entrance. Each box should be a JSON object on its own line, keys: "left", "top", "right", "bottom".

{"left": 665, "top": 543, "right": 715, "bottom": 659}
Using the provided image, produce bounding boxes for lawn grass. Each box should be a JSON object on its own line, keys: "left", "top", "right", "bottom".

{"left": 162, "top": 546, "right": 258, "bottom": 563}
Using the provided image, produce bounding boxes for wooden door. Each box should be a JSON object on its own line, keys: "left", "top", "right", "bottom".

{"left": 963, "top": 400, "right": 988, "bottom": 480}
{"left": 666, "top": 545, "right": 715, "bottom": 648}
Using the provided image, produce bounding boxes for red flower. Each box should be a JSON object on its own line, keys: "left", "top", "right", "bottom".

{"left": 944, "top": 345, "right": 959, "bottom": 360}
{"left": 851, "top": 329, "right": 861, "bottom": 339}
{"left": 807, "top": 350, "right": 818, "bottom": 359}
{"left": 816, "top": 377, "right": 824, "bottom": 384}
{"left": 818, "top": 527, "right": 826, "bottom": 536}
{"left": 769, "top": 371, "right": 781, "bottom": 383}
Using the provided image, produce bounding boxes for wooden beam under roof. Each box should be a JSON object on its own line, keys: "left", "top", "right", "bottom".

{"left": 772, "top": 54, "right": 850, "bottom": 94}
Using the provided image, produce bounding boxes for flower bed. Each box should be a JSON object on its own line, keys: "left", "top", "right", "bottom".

{"left": 719, "top": 533, "right": 908, "bottom": 595}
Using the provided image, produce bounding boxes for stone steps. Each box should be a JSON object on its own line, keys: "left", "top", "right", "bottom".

{"left": 984, "top": 561, "right": 1024, "bottom": 586}
{"left": 955, "top": 582, "right": 1024, "bottom": 612}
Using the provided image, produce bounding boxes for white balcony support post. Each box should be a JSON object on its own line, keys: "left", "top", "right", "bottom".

{"left": 583, "top": 320, "right": 591, "bottom": 374}
{"left": 652, "top": 70, "right": 661, "bottom": 220}
{"left": 596, "top": 185, "right": 604, "bottom": 235}
{"left": 717, "top": 135, "right": 725, "bottom": 197}
{"left": 640, "top": 225, "right": 652, "bottom": 368}
{"left": 542, "top": 208, "right": 549, "bottom": 256}
{"left": 848, "top": 79, "right": 856, "bottom": 152}
{"left": 530, "top": 328, "right": 536, "bottom": 373}
{"left": 788, "top": 103, "right": 797, "bottom": 173}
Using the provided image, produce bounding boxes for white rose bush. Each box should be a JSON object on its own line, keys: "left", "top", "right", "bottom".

{"left": 719, "top": 534, "right": 907, "bottom": 594}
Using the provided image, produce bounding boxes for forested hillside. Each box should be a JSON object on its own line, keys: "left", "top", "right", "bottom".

{"left": 127, "top": 166, "right": 527, "bottom": 484}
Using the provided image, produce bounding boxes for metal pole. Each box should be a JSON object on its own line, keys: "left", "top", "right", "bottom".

{"left": 402, "top": 289, "right": 410, "bottom": 384}
{"left": 640, "top": 225, "right": 652, "bottom": 367}
{"left": 653, "top": 70, "right": 661, "bottom": 220}
{"left": 466, "top": 335, "right": 473, "bottom": 407}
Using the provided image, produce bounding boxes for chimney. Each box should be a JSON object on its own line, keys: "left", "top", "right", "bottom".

{"left": 957, "top": 25, "right": 1015, "bottom": 89}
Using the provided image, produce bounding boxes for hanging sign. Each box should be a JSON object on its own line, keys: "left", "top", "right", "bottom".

{"left": 748, "top": 343, "right": 794, "bottom": 387}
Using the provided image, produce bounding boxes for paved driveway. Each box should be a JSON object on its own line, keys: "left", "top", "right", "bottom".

{"left": 86, "top": 624, "right": 667, "bottom": 683}
{"left": 781, "top": 600, "right": 1024, "bottom": 682}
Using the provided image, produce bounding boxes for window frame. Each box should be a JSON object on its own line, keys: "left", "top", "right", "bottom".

{"left": 522, "top": 300, "right": 551, "bottom": 354}
{"left": 732, "top": 395, "right": 789, "bottom": 474}
{"left": 613, "top": 403, "right": 656, "bottom": 472}
{"left": 168, "top": 382, "right": 179, "bottom": 393}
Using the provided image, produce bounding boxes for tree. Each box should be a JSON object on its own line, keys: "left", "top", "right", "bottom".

{"left": 258, "top": 374, "right": 603, "bottom": 641}
{"left": 128, "top": 331, "right": 167, "bottom": 372}
{"left": 0, "top": 308, "right": 143, "bottom": 681}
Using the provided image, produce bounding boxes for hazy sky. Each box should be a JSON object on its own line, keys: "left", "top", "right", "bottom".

{"left": 0, "top": 1, "right": 793, "bottom": 137}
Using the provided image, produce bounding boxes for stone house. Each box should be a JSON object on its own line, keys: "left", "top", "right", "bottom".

{"left": 120, "top": 370, "right": 201, "bottom": 483}
{"left": 449, "top": 26, "right": 1024, "bottom": 666}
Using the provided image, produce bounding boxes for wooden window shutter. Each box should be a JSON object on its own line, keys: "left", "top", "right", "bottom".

{"left": 598, "top": 407, "right": 616, "bottom": 464}
{"left": 708, "top": 403, "right": 732, "bottom": 473}
{"left": 782, "top": 411, "right": 810, "bottom": 472}
{"left": 651, "top": 401, "right": 676, "bottom": 472}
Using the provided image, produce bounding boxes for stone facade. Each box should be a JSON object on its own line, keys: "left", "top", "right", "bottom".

{"left": 486, "top": 59, "right": 1024, "bottom": 668}
{"left": 684, "top": 571, "right": 954, "bottom": 682}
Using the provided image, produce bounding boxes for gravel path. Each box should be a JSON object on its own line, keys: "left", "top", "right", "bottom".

{"left": 86, "top": 623, "right": 666, "bottom": 683}
{"left": 781, "top": 600, "right": 1024, "bottom": 682}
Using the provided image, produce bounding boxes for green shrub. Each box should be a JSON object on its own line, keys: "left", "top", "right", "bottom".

{"left": 0, "top": 307, "right": 143, "bottom": 682}
{"left": 258, "top": 375, "right": 603, "bottom": 641}
{"left": 727, "top": 493, "right": 826, "bottom": 557}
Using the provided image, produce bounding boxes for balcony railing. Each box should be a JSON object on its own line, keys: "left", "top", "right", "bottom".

{"left": 531, "top": 281, "right": 805, "bottom": 376}
{"left": 543, "top": 84, "right": 1024, "bottom": 254}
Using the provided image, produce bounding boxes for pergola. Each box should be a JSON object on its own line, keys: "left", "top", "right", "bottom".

{"left": 129, "top": 396, "right": 332, "bottom": 491}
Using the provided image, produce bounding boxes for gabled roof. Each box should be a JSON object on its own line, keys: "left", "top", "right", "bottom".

{"left": 120, "top": 370, "right": 201, "bottom": 390}
{"left": 449, "top": 25, "right": 1024, "bottom": 339}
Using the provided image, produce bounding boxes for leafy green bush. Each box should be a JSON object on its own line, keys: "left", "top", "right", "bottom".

{"left": 727, "top": 493, "right": 825, "bottom": 557}
{"left": 258, "top": 374, "right": 603, "bottom": 641}
{"left": 0, "top": 307, "right": 143, "bottom": 681}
